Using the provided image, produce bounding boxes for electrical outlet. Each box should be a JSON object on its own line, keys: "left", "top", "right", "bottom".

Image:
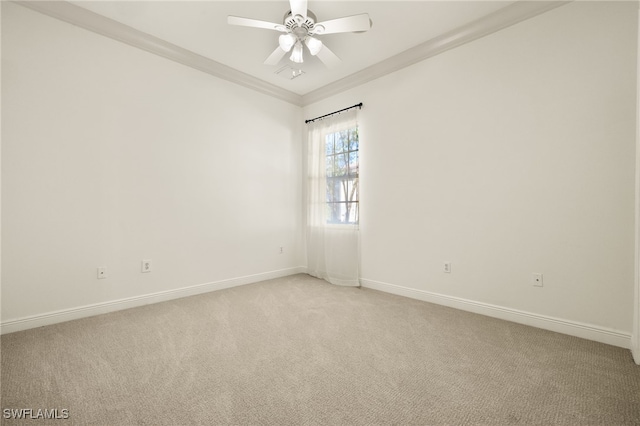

{"left": 97, "top": 267, "right": 107, "bottom": 279}
{"left": 443, "top": 262, "right": 451, "bottom": 273}
{"left": 532, "top": 273, "right": 543, "bottom": 287}
{"left": 142, "top": 260, "right": 152, "bottom": 273}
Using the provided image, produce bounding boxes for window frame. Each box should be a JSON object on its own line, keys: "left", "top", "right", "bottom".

{"left": 323, "top": 126, "right": 359, "bottom": 226}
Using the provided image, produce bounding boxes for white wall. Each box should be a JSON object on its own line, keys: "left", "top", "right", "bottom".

{"left": 1, "top": 3, "right": 303, "bottom": 327}
{"left": 305, "top": 1, "right": 638, "bottom": 339}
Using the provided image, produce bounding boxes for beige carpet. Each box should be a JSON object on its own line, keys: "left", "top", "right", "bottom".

{"left": 1, "top": 274, "right": 639, "bottom": 425}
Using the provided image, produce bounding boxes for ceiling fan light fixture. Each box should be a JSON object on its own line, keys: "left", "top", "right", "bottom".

{"left": 290, "top": 41, "right": 304, "bottom": 63}
{"left": 305, "top": 37, "right": 323, "bottom": 56}
{"left": 278, "top": 33, "right": 297, "bottom": 52}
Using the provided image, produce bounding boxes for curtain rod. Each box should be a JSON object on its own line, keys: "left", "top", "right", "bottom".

{"left": 304, "top": 103, "right": 363, "bottom": 124}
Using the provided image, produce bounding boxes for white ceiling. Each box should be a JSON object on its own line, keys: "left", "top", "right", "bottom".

{"left": 68, "top": 1, "right": 517, "bottom": 96}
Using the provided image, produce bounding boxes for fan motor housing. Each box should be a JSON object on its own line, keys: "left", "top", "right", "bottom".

{"left": 284, "top": 10, "right": 317, "bottom": 34}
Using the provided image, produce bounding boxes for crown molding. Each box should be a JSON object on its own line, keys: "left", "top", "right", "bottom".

{"left": 14, "top": 1, "right": 570, "bottom": 108}
{"left": 13, "top": 1, "right": 304, "bottom": 106}
{"left": 301, "top": 1, "right": 572, "bottom": 106}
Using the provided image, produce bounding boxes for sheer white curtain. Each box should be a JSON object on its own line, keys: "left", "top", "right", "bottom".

{"left": 306, "top": 108, "right": 360, "bottom": 286}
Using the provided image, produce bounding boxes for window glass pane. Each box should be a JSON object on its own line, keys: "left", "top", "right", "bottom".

{"left": 346, "top": 179, "right": 358, "bottom": 201}
{"left": 327, "top": 203, "right": 342, "bottom": 224}
{"left": 325, "top": 134, "right": 334, "bottom": 155}
{"left": 346, "top": 202, "right": 359, "bottom": 223}
{"left": 342, "top": 179, "right": 350, "bottom": 203}
{"left": 349, "top": 129, "right": 359, "bottom": 151}
{"left": 335, "top": 132, "right": 345, "bottom": 153}
{"left": 349, "top": 152, "right": 358, "bottom": 176}
{"left": 338, "top": 202, "right": 348, "bottom": 223}
{"left": 326, "top": 179, "right": 341, "bottom": 203}
{"left": 335, "top": 154, "right": 348, "bottom": 176}
{"left": 325, "top": 155, "right": 334, "bottom": 177}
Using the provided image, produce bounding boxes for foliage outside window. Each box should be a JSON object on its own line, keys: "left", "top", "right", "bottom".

{"left": 325, "top": 127, "right": 359, "bottom": 224}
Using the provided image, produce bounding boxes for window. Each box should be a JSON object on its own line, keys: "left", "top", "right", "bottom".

{"left": 325, "top": 127, "right": 359, "bottom": 224}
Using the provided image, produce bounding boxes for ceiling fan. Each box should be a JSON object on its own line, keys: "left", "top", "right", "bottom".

{"left": 227, "top": 0, "right": 372, "bottom": 68}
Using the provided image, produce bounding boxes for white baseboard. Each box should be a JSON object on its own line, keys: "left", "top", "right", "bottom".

{"left": 360, "top": 278, "right": 632, "bottom": 349}
{"left": 1, "top": 267, "right": 306, "bottom": 335}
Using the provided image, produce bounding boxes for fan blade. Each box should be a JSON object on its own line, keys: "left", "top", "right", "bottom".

{"left": 228, "top": 16, "right": 286, "bottom": 32}
{"left": 314, "top": 14, "right": 371, "bottom": 35}
{"left": 264, "top": 46, "right": 287, "bottom": 66}
{"left": 290, "top": 0, "right": 307, "bottom": 19}
{"left": 316, "top": 44, "right": 342, "bottom": 68}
